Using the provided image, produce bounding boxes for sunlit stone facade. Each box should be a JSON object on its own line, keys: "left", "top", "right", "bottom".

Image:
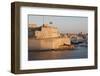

{"left": 35, "top": 24, "right": 60, "bottom": 39}
{"left": 28, "top": 24, "right": 71, "bottom": 50}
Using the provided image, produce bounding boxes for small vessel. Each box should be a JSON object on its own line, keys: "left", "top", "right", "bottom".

{"left": 79, "top": 43, "right": 88, "bottom": 47}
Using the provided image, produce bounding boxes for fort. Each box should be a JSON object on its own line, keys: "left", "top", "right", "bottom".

{"left": 28, "top": 24, "right": 74, "bottom": 50}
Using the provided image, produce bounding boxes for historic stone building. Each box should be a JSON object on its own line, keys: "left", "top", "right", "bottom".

{"left": 28, "top": 24, "right": 71, "bottom": 50}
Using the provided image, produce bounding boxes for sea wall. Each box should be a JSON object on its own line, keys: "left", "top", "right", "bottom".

{"left": 28, "top": 37, "right": 71, "bottom": 50}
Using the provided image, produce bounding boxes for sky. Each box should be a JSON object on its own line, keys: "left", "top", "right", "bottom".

{"left": 28, "top": 15, "right": 88, "bottom": 33}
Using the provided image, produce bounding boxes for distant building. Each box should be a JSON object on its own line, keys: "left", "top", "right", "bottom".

{"left": 28, "top": 24, "right": 71, "bottom": 50}
{"left": 29, "top": 24, "right": 37, "bottom": 28}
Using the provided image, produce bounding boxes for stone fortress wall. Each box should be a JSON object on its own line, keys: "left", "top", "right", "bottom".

{"left": 28, "top": 24, "right": 71, "bottom": 50}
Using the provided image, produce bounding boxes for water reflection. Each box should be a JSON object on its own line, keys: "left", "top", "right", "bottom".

{"left": 28, "top": 47, "right": 88, "bottom": 60}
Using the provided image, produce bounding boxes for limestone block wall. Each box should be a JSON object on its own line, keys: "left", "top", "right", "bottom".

{"left": 28, "top": 24, "right": 71, "bottom": 50}
{"left": 63, "top": 37, "right": 71, "bottom": 45}
{"left": 35, "top": 27, "right": 60, "bottom": 39}
{"left": 28, "top": 38, "right": 41, "bottom": 50}
{"left": 28, "top": 37, "right": 71, "bottom": 50}
{"left": 40, "top": 38, "right": 59, "bottom": 50}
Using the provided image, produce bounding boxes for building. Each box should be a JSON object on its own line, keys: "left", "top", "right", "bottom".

{"left": 29, "top": 23, "right": 37, "bottom": 28}
{"left": 28, "top": 24, "right": 71, "bottom": 50}
{"left": 35, "top": 24, "right": 60, "bottom": 39}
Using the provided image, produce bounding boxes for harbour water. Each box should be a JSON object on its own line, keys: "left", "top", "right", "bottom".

{"left": 28, "top": 46, "right": 88, "bottom": 60}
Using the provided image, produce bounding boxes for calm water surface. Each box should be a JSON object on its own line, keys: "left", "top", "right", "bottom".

{"left": 28, "top": 46, "right": 88, "bottom": 60}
